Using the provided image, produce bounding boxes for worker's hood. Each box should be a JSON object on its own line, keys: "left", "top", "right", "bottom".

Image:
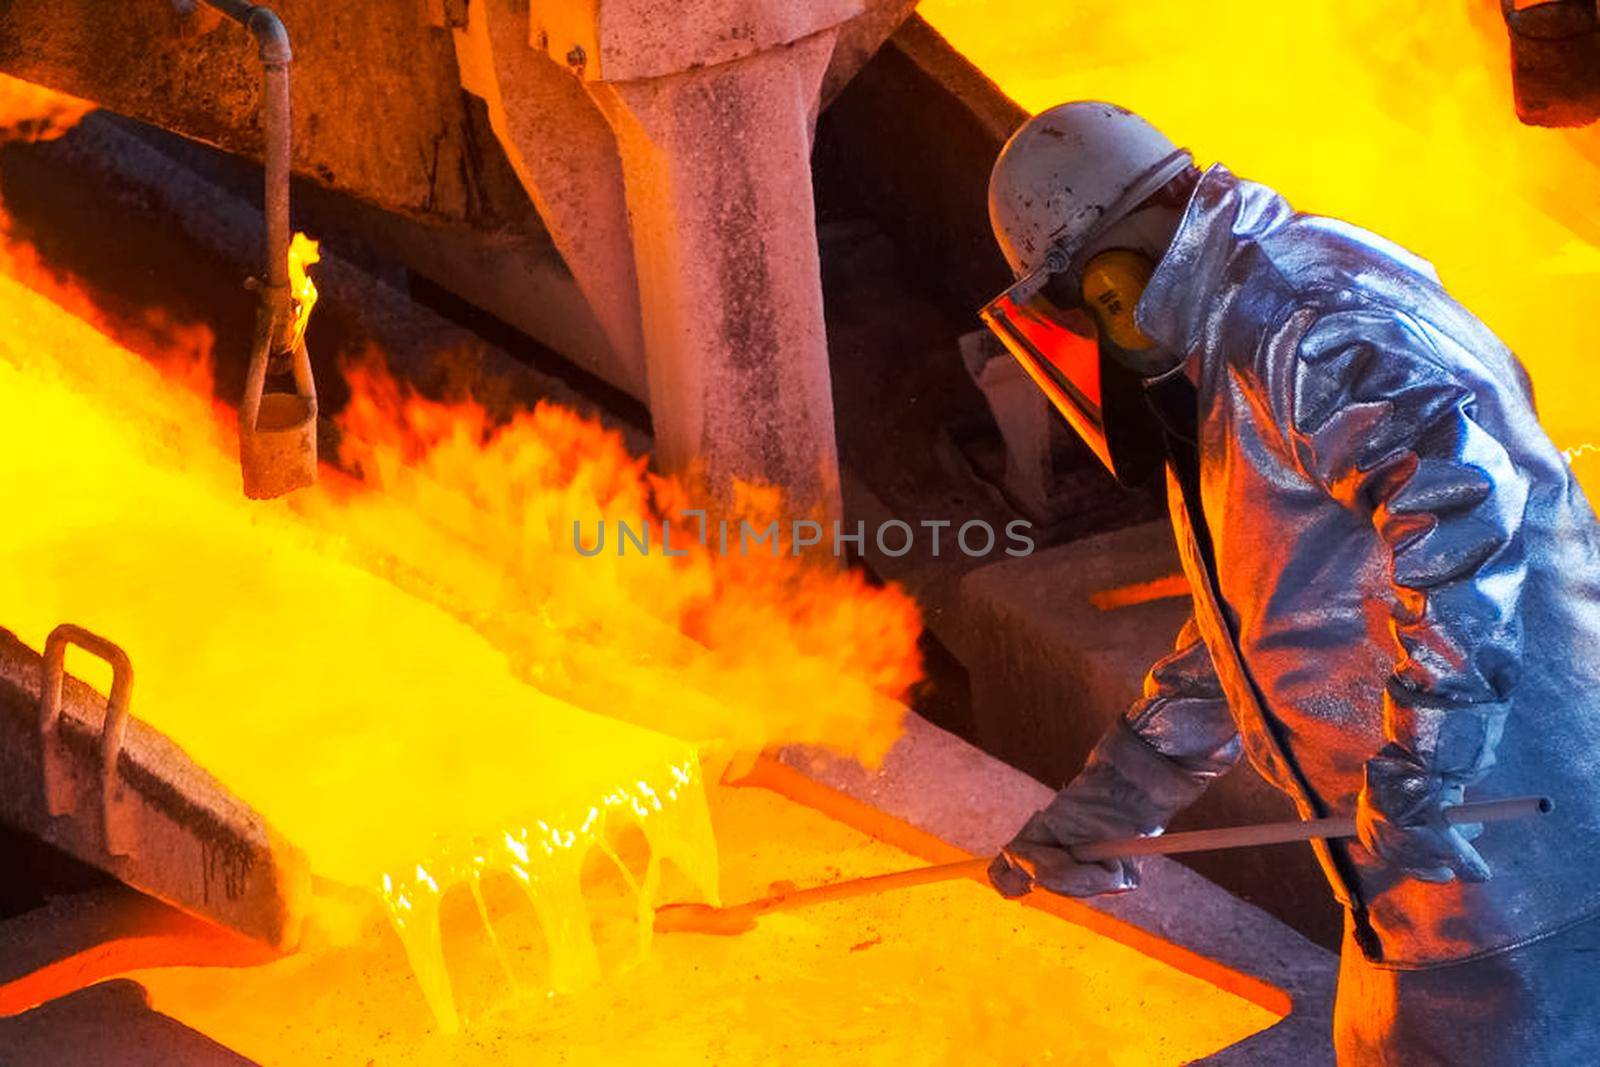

{"left": 1131, "top": 164, "right": 1442, "bottom": 357}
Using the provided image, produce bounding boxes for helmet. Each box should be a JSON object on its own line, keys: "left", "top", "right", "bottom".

{"left": 981, "top": 102, "right": 1193, "bottom": 487}
{"left": 988, "top": 101, "right": 1191, "bottom": 277}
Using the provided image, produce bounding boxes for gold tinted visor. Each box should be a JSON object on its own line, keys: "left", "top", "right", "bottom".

{"left": 979, "top": 269, "right": 1113, "bottom": 472}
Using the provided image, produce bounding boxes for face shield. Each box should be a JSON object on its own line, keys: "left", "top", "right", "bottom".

{"left": 979, "top": 260, "right": 1167, "bottom": 487}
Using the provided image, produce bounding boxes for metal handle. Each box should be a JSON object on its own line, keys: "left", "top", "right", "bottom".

{"left": 656, "top": 857, "right": 996, "bottom": 934}
{"left": 1070, "top": 794, "right": 1554, "bottom": 862}
{"left": 38, "top": 624, "right": 136, "bottom": 856}
{"left": 240, "top": 331, "right": 316, "bottom": 434}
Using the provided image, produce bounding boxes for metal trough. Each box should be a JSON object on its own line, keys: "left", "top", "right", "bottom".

{"left": 0, "top": 625, "right": 309, "bottom": 951}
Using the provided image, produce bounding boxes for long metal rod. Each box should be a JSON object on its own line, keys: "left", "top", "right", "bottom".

{"left": 740, "top": 857, "right": 991, "bottom": 918}
{"left": 657, "top": 795, "right": 1553, "bottom": 934}
{"left": 1071, "top": 793, "right": 1553, "bottom": 861}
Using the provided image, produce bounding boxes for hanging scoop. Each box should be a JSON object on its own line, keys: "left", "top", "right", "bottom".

{"left": 215, "top": 0, "right": 319, "bottom": 499}
{"left": 239, "top": 295, "right": 317, "bottom": 500}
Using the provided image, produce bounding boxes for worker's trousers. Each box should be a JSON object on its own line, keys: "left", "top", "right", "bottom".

{"left": 1334, "top": 907, "right": 1600, "bottom": 1065}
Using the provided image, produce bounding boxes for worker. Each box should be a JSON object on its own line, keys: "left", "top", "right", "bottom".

{"left": 980, "top": 101, "right": 1600, "bottom": 1065}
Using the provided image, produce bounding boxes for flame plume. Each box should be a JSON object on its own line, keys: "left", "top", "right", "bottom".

{"left": 0, "top": 73, "right": 921, "bottom": 1029}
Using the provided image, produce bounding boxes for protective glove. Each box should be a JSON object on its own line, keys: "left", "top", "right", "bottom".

{"left": 988, "top": 802, "right": 1142, "bottom": 899}
{"left": 1356, "top": 742, "right": 1490, "bottom": 884}
{"left": 988, "top": 719, "right": 1217, "bottom": 899}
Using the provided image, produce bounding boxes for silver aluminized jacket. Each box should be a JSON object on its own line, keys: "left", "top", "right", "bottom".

{"left": 1122, "top": 165, "right": 1600, "bottom": 969}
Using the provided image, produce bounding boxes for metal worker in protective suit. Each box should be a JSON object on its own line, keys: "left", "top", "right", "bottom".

{"left": 980, "top": 101, "right": 1600, "bottom": 1065}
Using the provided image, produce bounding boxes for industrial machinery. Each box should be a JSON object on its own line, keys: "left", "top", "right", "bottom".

{"left": 0, "top": 1, "right": 1596, "bottom": 1062}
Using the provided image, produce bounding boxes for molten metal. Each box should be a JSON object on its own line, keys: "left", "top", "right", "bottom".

{"left": 122, "top": 778, "right": 1286, "bottom": 1061}
{"left": 0, "top": 89, "right": 921, "bottom": 1029}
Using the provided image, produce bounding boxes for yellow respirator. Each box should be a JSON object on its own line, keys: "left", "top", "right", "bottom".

{"left": 1079, "top": 249, "right": 1157, "bottom": 352}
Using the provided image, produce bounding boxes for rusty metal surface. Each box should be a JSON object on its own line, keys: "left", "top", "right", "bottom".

{"left": 0, "top": 627, "right": 308, "bottom": 950}
{"left": 0, "top": 0, "right": 527, "bottom": 228}
{"left": 0, "top": 0, "right": 918, "bottom": 422}
{"left": 239, "top": 322, "right": 318, "bottom": 498}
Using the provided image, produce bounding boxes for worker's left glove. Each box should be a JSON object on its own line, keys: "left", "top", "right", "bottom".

{"left": 1356, "top": 742, "right": 1490, "bottom": 884}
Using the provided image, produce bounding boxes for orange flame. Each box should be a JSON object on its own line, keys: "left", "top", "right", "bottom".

{"left": 287, "top": 231, "right": 319, "bottom": 346}
{"left": 0, "top": 241, "right": 918, "bottom": 1025}
{"left": 317, "top": 349, "right": 920, "bottom": 767}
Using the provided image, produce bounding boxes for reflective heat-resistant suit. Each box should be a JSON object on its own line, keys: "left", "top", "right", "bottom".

{"left": 1051, "top": 166, "right": 1600, "bottom": 1063}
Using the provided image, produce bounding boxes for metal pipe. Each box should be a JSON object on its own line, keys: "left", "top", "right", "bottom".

{"left": 659, "top": 795, "right": 1554, "bottom": 936}
{"left": 200, "top": 1, "right": 293, "bottom": 345}
{"left": 202, "top": 0, "right": 292, "bottom": 64}
{"left": 657, "top": 857, "right": 994, "bottom": 934}
{"left": 189, "top": 0, "right": 318, "bottom": 497}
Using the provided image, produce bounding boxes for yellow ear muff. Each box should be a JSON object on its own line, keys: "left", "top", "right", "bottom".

{"left": 1080, "top": 249, "right": 1157, "bottom": 351}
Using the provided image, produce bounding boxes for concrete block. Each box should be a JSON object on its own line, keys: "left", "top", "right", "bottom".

{"left": 590, "top": 32, "right": 845, "bottom": 515}
{"left": 957, "top": 327, "right": 1058, "bottom": 520}
{"left": 454, "top": 0, "right": 649, "bottom": 396}
{"left": 950, "top": 520, "right": 1191, "bottom": 777}
{"left": 452, "top": 0, "right": 918, "bottom": 509}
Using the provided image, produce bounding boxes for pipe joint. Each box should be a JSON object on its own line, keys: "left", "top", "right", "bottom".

{"left": 245, "top": 8, "right": 292, "bottom": 66}
{"left": 202, "top": 1, "right": 292, "bottom": 65}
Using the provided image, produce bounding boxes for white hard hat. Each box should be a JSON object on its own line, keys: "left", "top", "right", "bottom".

{"left": 989, "top": 102, "right": 1192, "bottom": 278}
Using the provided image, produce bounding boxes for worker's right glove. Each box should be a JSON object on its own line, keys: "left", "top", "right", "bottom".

{"left": 988, "top": 719, "right": 1217, "bottom": 899}
{"left": 1356, "top": 742, "right": 1491, "bottom": 884}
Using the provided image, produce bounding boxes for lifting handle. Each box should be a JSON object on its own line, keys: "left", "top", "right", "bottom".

{"left": 38, "top": 624, "right": 136, "bottom": 857}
